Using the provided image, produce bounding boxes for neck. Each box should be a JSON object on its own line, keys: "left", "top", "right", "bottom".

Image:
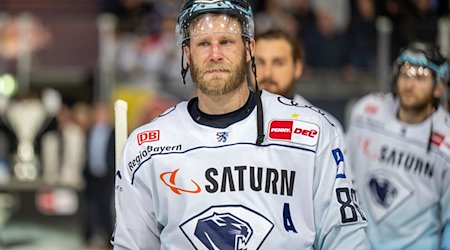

{"left": 197, "top": 83, "right": 250, "bottom": 115}
{"left": 397, "top": 104, "right": 435, "bottom": 124}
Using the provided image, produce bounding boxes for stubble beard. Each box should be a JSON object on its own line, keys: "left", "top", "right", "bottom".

{"left": 259, "top": 78, "right": 296, "bottom": 99}
{"left": 190, "top": 52, "right": 247, "bottom": 96}
{"left": 398, "top": 90, "right": 434, "bottom": 113}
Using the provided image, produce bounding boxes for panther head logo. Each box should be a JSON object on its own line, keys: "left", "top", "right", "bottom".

{"left": 194, "top": 212, "right": 253, "bottom": 250}
{"left": 369, "top": 177, "right": 397, "bottom": 208}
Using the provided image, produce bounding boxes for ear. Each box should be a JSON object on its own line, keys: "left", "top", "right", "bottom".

{"left": 246, "top": 39, "right": 256, "bottom": 62}
{"left": 294, "top": 59, "right": 304, "bottom": 80}
{"left": 433, "top": 81, "right": 445, "bottom": 98}
{"left": 183, "top": 45, "right": 191, "bottom": 65}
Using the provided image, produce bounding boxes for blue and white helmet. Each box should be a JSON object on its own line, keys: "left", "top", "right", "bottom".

{"left": 176, "top": 0, "right": 255, "bottom": 46}
{"left": 395, "top": 41, "right": 449, "bottom": 85}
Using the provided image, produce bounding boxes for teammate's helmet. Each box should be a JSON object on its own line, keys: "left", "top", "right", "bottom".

{"left": 394, "top": 41, "right": 449, "bottom": 85}
{"left": 176, "top": 0, "right": 254, "bottom": 46}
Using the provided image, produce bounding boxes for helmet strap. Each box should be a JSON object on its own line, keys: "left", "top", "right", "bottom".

{"left": 181, "top": 43, "right": 190, "bottom": 85}
{"left": 246, "top": 39, "right": 265, "bottom": 145}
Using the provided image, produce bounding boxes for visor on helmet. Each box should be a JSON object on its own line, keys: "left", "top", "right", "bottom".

{"left": 397, "top": 50, "right": 449, "bottom": 84}
{"left": 184, "top": 14, "right": 243, "bottom": 41}
{"left": 176, "top": 0, "right": 254, "bottom": 45}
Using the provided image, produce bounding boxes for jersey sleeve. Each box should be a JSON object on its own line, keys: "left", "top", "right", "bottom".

{"left": 112, "top": 138, "right": 160, "bottom": 249}
{"left": 441, "top": 165, "right": 450, "bottom": 250}
{"left": 313, "top": 126, "right": 369, "bottom": 250}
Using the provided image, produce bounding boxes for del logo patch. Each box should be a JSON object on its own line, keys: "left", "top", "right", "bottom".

{"left": 268, "top": 120, "right": 319, "bottom": 146}
{"left": 137, "top": 130, "right": 160, "bottom": 145}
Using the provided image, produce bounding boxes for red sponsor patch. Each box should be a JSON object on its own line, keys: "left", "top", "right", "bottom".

{"left": 268, "top": 119, "right": 320, "bottom": 146}
{"left": 431, "top": 132, "right": 445, "bottom": 146}
{"left": 365, "top": 104, "right": 378, "bottom": 115}
{"left": 137, "top": 130, "right": 160, "bottom": 145}
{"left": 269, "top": 120, "right": 293, "bottom": 140}
{"left": 293, "top": 127, "right": 318, "bottom": 138}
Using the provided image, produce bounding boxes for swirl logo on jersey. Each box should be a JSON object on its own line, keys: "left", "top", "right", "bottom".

{"left": 180, "top": 205, "right": 274, "bottom": 250}
{"left": 268, "top": 119, "right": 319, "bottom": 146}
{"left": 366, "top": 170, "right": 413, "bottom": 222}
{"left": 160, "top": 168, "right": 201, "bottom": 195}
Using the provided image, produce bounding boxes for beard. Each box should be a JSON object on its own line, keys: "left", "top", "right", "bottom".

{"left": 398, "top": 89, "right": 434, "bottom": 113}
{"left": 259, "top": 78, "right": 295, "bottom": 99}
{"left": 190, "top": 51, "right": 247, "bottom": 96}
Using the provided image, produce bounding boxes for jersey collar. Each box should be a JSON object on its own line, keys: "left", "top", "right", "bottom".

{"left": 187, "top": 91, "right": 256, "bottom": 128}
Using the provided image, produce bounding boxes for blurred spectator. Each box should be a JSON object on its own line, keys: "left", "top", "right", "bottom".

{"left": 292, "top": 0, "right": 316, "bottom": 43}
{"left": 0, "top": 14, "right": 51, "bottom": 61}
{"left": 378, "top": 0, "right": 408, "bottom": 62}
{"left": 295, "top": 0, "right": 349, "bottom": 70}
{"left": 305, "top": 11, "right": 349, "bottom": 69}
{"left": 83, "top": 102, "right": 114, "bottom": 249}
{"left": 56, "top": 104, "right": 86, "bottom": 188}
{"left": 41, "top": 103, "right": 85, "bottom": 188}
{"left": 310, "top": 0, "right": 351, "bottom": 33}
{"left": 254, "top": 0, "right": 299, "bottom": 37}
{"left": 348, "top": 0, "right": 377, "bottom": 72}
{"left": 72, "top": 102, "right": 92, "bottom": 134}
{"left": 102, "top": 0, "right": 160, "bottom": 36}
{"left": 438, "top": 0, "right": 450, "bottom": 59}
{"left": 154, "top": 2, "right": 195, "bottom": 100}
{"left": 400, "top": 0, "right": 440, "bottom": 46}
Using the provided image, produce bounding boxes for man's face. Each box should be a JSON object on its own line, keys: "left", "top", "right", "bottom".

{"left": 255, "top": 38, "right": 302, "bottom": 98}
{"left": 185, "top": 14, "right": 247, "bottom": 96}
{"left": 396, "top": 63, "right": 435, "bottom": 111}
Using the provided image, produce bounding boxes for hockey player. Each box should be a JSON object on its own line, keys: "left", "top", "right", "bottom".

{"left": 346, "top": 41, "right": 450, "bottom": 249}
{"left": 254, "top": 29, "right": 345, "bottom": 136}
{"left": 112, "top": 0, "right": 368, "bottom": 249}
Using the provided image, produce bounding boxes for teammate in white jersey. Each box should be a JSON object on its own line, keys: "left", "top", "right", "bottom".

{"left": 346, "top": 41, "right": 450, "bottom": 250}
{"left": 254, "top": 29, "right": 344, "bottom": 136}
{"left": 112, "top": 0, "right": 368, "bottom": 249}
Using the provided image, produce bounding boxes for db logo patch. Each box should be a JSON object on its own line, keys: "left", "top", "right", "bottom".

{"left": 137, "top": 130, "right": 160, "bottom": 145}
{"left": 180, "top": 205, "right": 273, "bottom": 250}
{"left": 268, "top": 120, "right": 319, "bottom": 146}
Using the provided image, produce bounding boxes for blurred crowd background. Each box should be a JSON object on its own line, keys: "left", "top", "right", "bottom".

{"left": 0, "top": 0, "right": 449, "bottom": 249}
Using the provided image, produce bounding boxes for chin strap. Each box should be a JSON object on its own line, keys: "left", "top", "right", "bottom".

{"left": 181, "top": 44, "right": 189, "bottom": 85}
{"left": 247, "top": 40, "right": 264, "bottom": 145}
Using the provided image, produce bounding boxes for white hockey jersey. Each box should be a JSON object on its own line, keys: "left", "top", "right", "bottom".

{"left": 113, "top": 90, "right": 368, "bottom": 250}
{"left": 292, "top": 94, "right": 345, "bottom": 136}
{"left": 346, "top": 92, "right": 450, "bottom": 250}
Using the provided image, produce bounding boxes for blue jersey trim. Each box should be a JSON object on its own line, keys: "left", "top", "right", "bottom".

{"left": 336, "top": 174, "right": 346, "bottom": 179}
